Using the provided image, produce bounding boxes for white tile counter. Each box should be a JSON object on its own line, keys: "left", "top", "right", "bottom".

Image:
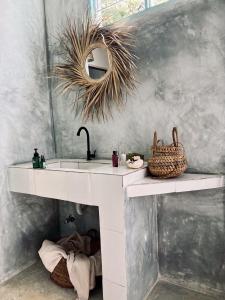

{"left": 126, "top": 173, "right": 225, "bottom": 198}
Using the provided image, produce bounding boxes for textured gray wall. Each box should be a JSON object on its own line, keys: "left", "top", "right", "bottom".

{"left": 0, "top": 0, "right": 58, "bottom": 283}
{"left": 44, "top": 0, "right": 88, "bottom": 158}
{"left": 59, "top": 201, "right": 100, "bottom": 237}
{"left": 48, "top": 0, "right": 225, "bottom": 174}
{"left": 158, "top": 190, "right": 225, "bottom": 295}
{"left": 125, "top": 196, "right": 158, "bottom": 300}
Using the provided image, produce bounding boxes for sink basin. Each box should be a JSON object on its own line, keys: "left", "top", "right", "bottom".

{"left": 76, "top": 162, "right": 107, "bottom": 170}
{"left": 47, "top": 159, "right": 111, "bottom": 171}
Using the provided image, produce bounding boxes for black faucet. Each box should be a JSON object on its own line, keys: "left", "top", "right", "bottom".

{"left": 76, "top": 127, "right": 96, "bottom": 160}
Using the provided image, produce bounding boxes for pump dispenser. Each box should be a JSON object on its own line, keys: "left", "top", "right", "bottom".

{"left": 32, "top": 148, "right": 40, "bottom": 168}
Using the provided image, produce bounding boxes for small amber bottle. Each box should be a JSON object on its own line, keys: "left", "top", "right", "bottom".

{"left": 112, "top": 151, "right": 119, "bottom": 167}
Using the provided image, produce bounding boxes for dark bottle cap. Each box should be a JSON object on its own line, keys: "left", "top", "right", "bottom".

{"left": 34, "top": 148, "right": 39, "bottom": 157}
{"left": 113, "top": 151, "right": 117, "bottom": 155}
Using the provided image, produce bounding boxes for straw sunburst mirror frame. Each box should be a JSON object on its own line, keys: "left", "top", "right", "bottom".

{"left": 54, "top": 17, "right": 137, "bottom": 121}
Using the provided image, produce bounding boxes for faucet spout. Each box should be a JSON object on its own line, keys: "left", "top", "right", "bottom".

{"left": 76, "top": 127, "right": 95, "bottom": 160}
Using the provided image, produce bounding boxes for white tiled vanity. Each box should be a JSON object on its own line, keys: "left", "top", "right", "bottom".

{"left": 8, "top": 159, "right": 147, "bottom": 299}
{"left": 8, "top": 159, "right": 225, "bottom": 300}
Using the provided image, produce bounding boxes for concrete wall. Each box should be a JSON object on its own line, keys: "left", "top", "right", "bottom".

{"left": 158, "top": 189, "right": 225, "bottom": 295}
{"left": 44, "top": 0, "right": 88, "bottom": 158}
{"left": 59, "top": 201, "right": 100, "bottom": 237}
{"left": 0, "top": 0, "right": 58, "bottom": 283}
{"left": 49, "top": 0, "right": 225, "bottom": 173}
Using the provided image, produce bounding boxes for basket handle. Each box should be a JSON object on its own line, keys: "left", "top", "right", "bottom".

{"left": 153, "top": 131, "right": 158, "bottom": 148}
{"left": 172, "top": 127, "right": 179, "bottom": 147}
{"left": 152, "top": 131, "right": 158, "bottom": 155}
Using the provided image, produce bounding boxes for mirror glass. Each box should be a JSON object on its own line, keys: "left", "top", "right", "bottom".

{"left": 85, "top": 47, "right": 110, "bottom": 80}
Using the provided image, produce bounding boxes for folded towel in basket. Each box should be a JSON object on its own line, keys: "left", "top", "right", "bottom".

{"left": 38, "top": 232, "right": 102, "bottom": 300}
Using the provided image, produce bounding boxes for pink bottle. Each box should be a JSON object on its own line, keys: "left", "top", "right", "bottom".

{"left": 112, "top": 151, "right": 119, "bottom": 167}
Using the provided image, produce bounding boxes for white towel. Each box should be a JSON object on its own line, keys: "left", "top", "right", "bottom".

{"left": 38, "top": 234, "right": 102, "bottom": 300}
{"left": 68, "top": 251, "right": 102, "bottom": 300}
{"left": 38, "top": 240, "right": 67, "bottom": 273}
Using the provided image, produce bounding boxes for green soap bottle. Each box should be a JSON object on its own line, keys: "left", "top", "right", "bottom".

{"left": 32, "top": 148, "right": 40, "bottom": 169}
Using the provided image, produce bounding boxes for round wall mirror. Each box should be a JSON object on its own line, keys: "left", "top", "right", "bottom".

{"left": 54, "top": 18, "right": 136, "bottom": 120}
{"left": 84, "top": 45, "right": 112, "bottom": 81}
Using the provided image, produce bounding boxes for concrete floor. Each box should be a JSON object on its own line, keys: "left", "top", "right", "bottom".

{"left": 0, "top": 262, "right": 102, "bottom": 300}
{"left": 0, "top": 263, "right": 224, "bottom": 300}
{"left": 147, "top": 281, "right": 224, "bottom": 300}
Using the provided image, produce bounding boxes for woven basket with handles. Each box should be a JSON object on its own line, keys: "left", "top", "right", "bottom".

{"left": 148, "top": 127, "right": 187, "bottom": 178}
{"left": 50, "top": 230, "right": 100, "bottom": 289}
